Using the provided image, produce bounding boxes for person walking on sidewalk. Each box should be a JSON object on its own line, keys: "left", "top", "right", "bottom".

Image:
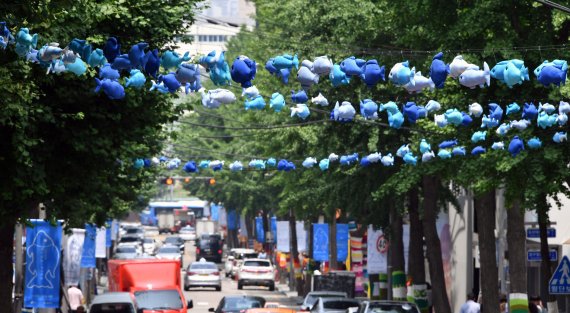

{"left": 460, "top": 293, "right": 480, "bottom": 313}
{"left": 67, "top": 285, "right": 84, "bottom": 313}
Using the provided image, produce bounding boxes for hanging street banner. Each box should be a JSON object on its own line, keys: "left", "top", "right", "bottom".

{"left": 367, "top": 226, "right": 388, "bottom": 274}
{"left": 296, "top": 221, "right": 307, "bottom": 252}
{"left": 211, "top": 203, "right": 220, "bottom": 221}
{"left": 271, "top": 217, "right": 277, "bottom": 242}
{"left": 95, "top": 227, "right": 106, "bottom": 258}
{"left": 227, "top": 210, "right": 238, "bottom": 230}
{"left": 64, "top": 228, "right": 85, "bottom": 286}
{"left": 337, "top": 224, "right": 349, "bottom": 261}
{"left": 256, "top": 217, "right": 265, "bottom": 243}
{"left": 313, "top": 223, "right": 329, "bottom": 261}
{"left": 106, "top": 221, "right": 112, "bottom": 248}
{"left": 218, "top": 207, "right": 227, "bottom": 227}
{"left": 276, "top": 221, "right": 290, "bottom": 252}
{"left": 80, "top": 224, "right": 96, "bottom": 268}
{"left": 24, "top": 220, "right": 62, "bottom": 308}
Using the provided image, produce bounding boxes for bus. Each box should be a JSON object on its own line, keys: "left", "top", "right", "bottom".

{"left": 140, "top": 199, "right": 209, "bottom": 232}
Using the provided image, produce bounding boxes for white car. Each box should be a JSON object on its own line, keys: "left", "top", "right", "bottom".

{"left": 224, "top": 248, "right": 257, "bottom": 278}
{"left": 142, "top": 238, "right": 160, "bottom": 255}
{"left": 237, "top": 259, "right": 275, "bottom": 291}
{"left": 179, "top": 226, "right": 197, "bottom": 241}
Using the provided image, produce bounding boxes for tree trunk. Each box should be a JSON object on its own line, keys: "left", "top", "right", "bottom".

{"left": 408, "top": 188, "right": 425, "bottom": 284}
{"left": 390, "top": 203, "right": 406, "bottom": 300}
{"left": 538, "top": 203, "right": 558, "bottom": 312}
{"left": 475, "top": 190, "right": 500, "bottom": 313}
{"left": 506, "top": 200, "right": 528, "bottom": 312}
{"left": 421, "top": 176, "right": 451, "bottom": 313}
{"left": 1, "top": 220, "right": 16, "bottom": 313}
{"left": 289, "top": 209, "right": 304, "bottom": 294}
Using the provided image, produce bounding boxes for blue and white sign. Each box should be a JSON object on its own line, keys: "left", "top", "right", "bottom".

{"left": 527, "top": 249, "right": 557, "bottom": 262}
{"left": 211, "top": 203, "right": 220, "bottom": 221}
{"left": 80, "top": 224, "right": 96, "bottom": 268}
{"left": 527, "top": 228, "right": 556, "bottom": 238}
{"left": 270, "top": 216, "right": 277, "bottom": 242}
{"left": 227, "top": 210, "right": 238, "bottom": 230}
{"left": 255, "top": 217, "right": 265, "bottom": 243}
{"left": 313, "top": 224, "right": 329, "bottom": 261}
{"left": 105, "top": 222, "right": 112, "bottom": 248}
{"left": 24, "top": 220, "right": 62, "bottom": 308}
{"left": 550, "top": 256, "right": 570, "bottom": 294}
{"left": 336, "top": 224, "right": 349, "bottom": 261}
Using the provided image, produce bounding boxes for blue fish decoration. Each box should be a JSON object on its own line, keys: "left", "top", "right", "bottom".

{"left": 360, "top": 59, "right": 385, "bottom": 88}
{"left": 231, "top": 55, "right": 257, "bottom": 88}
{"left": 439, "top": 139, "right": 458, "bottom": 149}
{"left": 437, "top": 149, "right": 452, "bottom": 159}
{"left": 553, "top": 132, "right": 567, "bottom": 143}
{"left": 103, "top": 37, "right": 121, "bottom": 63}
{"left": 176, "top": 63, "right": 200, "bottom": 84}
{"left": 360, "top": 99, "right": 379, "bottom": 120}
{"left": 245, "top": 95, "right": 266, "bottom": 110}
{"left": 527, "top": 137, "right": 542, "bottom": 149}
{"left": 403, "top": 153, "right": 417, "bottom": 166}
{"left": 183, "top": 161, "right": 198, "bottom": 173}
{"left": 452, "top": 146, "right": 466, "bottom": 156}
{"left": 340, "top": 153, "right": 359, "bottom": 166}
{"left": 277, "top": 159, "right": 295, "bottom": 171}
{"left": 488, "top": 103, "right": 504, "bottom": 121}
{"left": 0, "top": 22, "right": 15, "bottom": 46}
{"left": 403, "top": 102, "right": 427, "bottom": 124}
{"left": 65, "top": 58, "right": 87, "bottom": 76}
{"left": 270, "top": 93, "right": 286, "bottom": 112}
{"left": 111, "top": 54, "right": 132, "bottom": 71}
{"left": 389, "top": 61, "right": 415, "bottom": 86}
{"left": 125, "top": 69, "right": 147, "bottom": 88}
{"left": 340, "top": 56, "right": 365, "bottom": 77}
{"left": 419, "top": 139, "right": 431, "bottom": 154}
{"left": 94, "top": 78, "right": 125, "bottom": 100}
{"left": 396, "top": 144, "right": 410, "bottom": 158}
{"left": 535, "top": 59, "right": 568, "bottom": 87}
{"left": 429, "top": 52, "right": 450, "bottom": 89}
{"left": 319, "top": 159, "right": 330, "bottom": 171}
{"left": 99, "top": 63, "right": 120, "bottom": 81}
{"left": 158, "top": 72, "right": 181, "bottom": 93}
{"left": 88, "top": 48, "right": 107, "bottom": 67}
{"left": 150, "top": 81, "right": 170, "bottom": 93}
{"left": 161, "top": 50, "right": 191, "bottom": 71}
{"left": 267, "top": 158, "right": 276, "bottom": 167}
{"left": 329, "top": 64, "right": 350, "bottom": 87}
{"left": 506, "top": 102, "right": 520, "bottom": 115}
{"left": 471, "top": 146, "right": 486, "bottom": 155}
{"left": 291, "top": 104, "right": 310, "bottom": 119}
{"left": 68, "top": 38, "right": 92, "bottom": 61}
{"left": 388, "top": 111, "right": 405, "bottom": 129}
{"left": 522, "top": 102, "right": 538, "bottom": 120}
{"left": 128, "top": 42, "right": 148, "bottom": 69}
{"left": 199, "top": 50, "right": 226, "bottom": 71}
{"left": 360, "top": 156, "right": 371, "bottom": 167}
{"left": 471, "top": 131, "right": 487, "bottom": 143}
{"left": 461, "top": 112, "right": 473, "bottom": 126}
{"left": 291, "top": 90, "right": 308, "bottom": 103}
{"left": 143, "top": 49, "right": 160, "bottom": 78}
{"left": 15, "top": 28, "right": 38, "bottom": 57}
{"left": 444, "top": 109, "right": 463, "bottom": 126}
{"left": 297, "top": 66, "right": 320, "bottom": 90}
{"left": 508, "top": 136, "right": 524, "bottom": 156}
{"left": 272, "top": 54, "right": 299, "bottom": 70}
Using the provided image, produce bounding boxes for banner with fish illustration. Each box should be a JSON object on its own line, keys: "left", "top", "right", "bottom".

{"left": 336, "top": 224, "right": 349, "bottom": 261}
{"left": 255, "top": 216, "right": 265, "bottom": 243}
{"left": 24, "top": 220, "right": 62, "bottom": 308}
{"left": 80, "top": 224, "right": 97, "bottom": 268}
{"left": 95, "top": 227, "right": 106, "bottom": 258}
{"left": 63, "top": 228, "right": 85, "bottom": 286}
{"left": 313, "top": 223, "right": 329, "bottom": 261}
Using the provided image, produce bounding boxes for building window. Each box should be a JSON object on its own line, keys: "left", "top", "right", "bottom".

{"left": 209, "top": 35, "right": 216, "bottom": 42}
{"left": 198, "top": 35, "right": 206, "bottom": 42}
{"left": 218, "top": 35, "right": 227, "bottom": 42}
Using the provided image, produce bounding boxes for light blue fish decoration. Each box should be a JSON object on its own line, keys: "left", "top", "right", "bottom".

{"left": 506, "top": 102, "right": 520, "bottom": 115}
{"left": 95, "top": 78, "right": 125, "bottom": 100}
{"left": 452, "top": 146, "right": 466, "bottom": 156}
{"left": 469, "top": 103, "right": 483, "bottom": 117}
{"left": 242, "top": 86, "right": 259, "bottom": 99}
{"left": 471, "top": 146, "right": 486, "bottom": 155}
{"left": 340, "top": 153, "right": 359, "bottom": 165}
{"left": 557, "top": 113, "right": 568, "bottom": 126}
{"left": 199, "top": 50, "right": 226, "bottom": 71}
{"left": 329, "top": 64, "right": 350, "bottom": 87}
{"left": 481, "top": 115, "right": 499, "bottom": 128}
{"left": 404, "top": 72, "right": 435, "bottom": 94}
{"left": 444, "top": 109, "right": 463, "bottom": 126}
{"left": 434, "top": 114, "right": 448, "bottom": 128}
{"left": 26, "top": 48, "right": 39, "bottom": 63}
{"left": 539, "top": 102, "right": 556, "bottom": 114}
{"left": 381, "top": 153, "right": 394, "bottom": 166}
{"left": 504, "top": 60, "right": 529, "bottom": 88}
{"left": 229, "top": 161, "right": 243, "bottom": 172}
{"left": 496, "top": 123, "right": 511, "bottom": 136}
{"left": 249, "top": 159, "right": 266, "bottom": 169}
{"left": 425, "top": 100, "right": 441, "bottom": 114}
{"left": 319, "top": 159, "right": 330, "bottom": 171}
{"left": 437, "top": 149, "right": 452, "bottom": 159}
{"left": 209, "top": 62, "right": 232, "bottom": 86}
{"left": 510, "top": 119, "right": 530, "bottom": 131}
{"left": 367, "top": 152, "right": 381, "bottom": 163}
{"left": 125, "top": 69, "right": 146, "bottom": 88}
{"left": 313, "top": 56, "right": 334, "bottom": 75}
{"left": 527, "top": 137, "right": 542, "bottom": 149}
{"left": 46, "top": 59, "right": 66, "bottom": 75}
{"left": 167, "top": 158, "right": 181, "bottom": 170}
{"left": 388, "top": 111, "right": 405, "bottom": 129}
{"left": 88, "top": 48, "right": 107, "bottom": 67}
{"left": 389, "top": 61, "right": 415, "bottom": 86}
{"left": 340, "top": 56, "right": 365, "bottom": 77}
{"left": 290, "top": 104, "right": 310, "bottom": 119}
{"left": 269, "top": 93, "right": 286, "bottom": 112}
{"left": 149, "top": 80, "right": 170, "bottom": 93}
{"left": 471, "top": 131, "right": 487, "bottom": 143}
{"left": 537, "top": 112, "right": 557, "bottom": 129}
{"left": 491, "top": 142, "right": 505, "bottom": 150}
{"left": 419, "top": 139, "right": 431, "bottom": 154}
{"left": 161, "top": 50, "right": 190, "bottom": 71}
{"left": 559, "top": 101, "right": 570, "bottom": 115}
{"left": 522, "top": 102, "right": 538, "bottom": 120}
{"left": 38, "top": 43, "right": 63, "bottom": 63}
{"left": 272, "top": 54, "right": 299, "bottom": 70}
{"left": 422, "top": 151, "right": 435, "bottom": 162}
{"left": 328, "top": 153, "right": 339, "bottom": 162}
{"left": 490, "top": 60, "right": 508, "bottom": 82}
{"left": 302, "top": 157, "right": 317, "bottom": 168}
{"left": 451, "top": 56, "right": 481, "bottom": 79}
{"left": 553, "top": 132, "right": 567, "bottom": 143}
{"left": 379, "top": 101, "right": 400, "bottom": 114}
{"left": 291, "top": 90, "right": 308, "bottom": 103}
{"left": 459, "top": 62, "right": 490, "bottom": 89}
{"left": 297, "top": 66, "right": 319, "bottom": 90}
{"left": 201, "top": 89, "right": 236, "bottom": 108}
{"left": 360, "top": 99, "right": 379, "bottom": 120}
{"left": 508, "top": 136, "right": 524, "bottom": 156}
{"left": 15, "top": 28, "right": 38, "bottom": 57}
{"left": 133, "top": 159, "right": 144, "bottom": 169}
{"left": 396, "top": 144, "right": 410, "bottom": 158}
{"left": 403, "top": 153, "right": 417, "bottom": 166}
{"left": 267, "top": 158, "right": 277, "bottom": 167}
{"left": 245, "top": 95, "right": 266, "bottom": 111}
{"left": 99, "top": 63, "right": 120, "bottom": 81}
{"left": 183, "top": 161, "right": 197, "bottom": 173}
{"left": 199, "top": 160, "right": 211, "bottom": 169}
{"left": 332, "top": 101, "right": 356, "bottom": 122}
{"left": 0, "top": 37, "right": 7, "bottom": 50}
{"left": 176, "top": 63, "right": 200, "bottom": 87}
{"left": 439, "top": 140, "right": 458, "bottom": 149}
{"left": 65, "top": 56, "right": 86, "bottom": 75}
{"left": 311, "top": 93, "right": 329, "bottom": 106}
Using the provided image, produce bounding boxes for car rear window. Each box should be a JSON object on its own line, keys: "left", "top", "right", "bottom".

{"left": 158, "top": 247, "right": 179, "bottom": 253}
{"left": 224, "top": 298, "right": 264, "bottom": 310}
{"left": 244, "top": 260, "right": 271, "bottom": 267}
{"left": 165, "top": 237, "right": 181, "bottom": 243}
{"left": 190, "top": 263, "right": 217, "bottom": 270}
{"left": 116, "top": 247, "right": 136, "bottom": 253}
{"left": 323, "top": 301, "right": 360, "bottom": 310}
{"left": 120, "top": 237, "right": 139, "bottom": 243}
{"left": 90, "top": 302, "right": 134, "bottom": 313}
{"left": 134, "top": 289, "right": 183, "bottom": 310}
{"left": 368, "top": 304, "right": 419, "bottom": 313}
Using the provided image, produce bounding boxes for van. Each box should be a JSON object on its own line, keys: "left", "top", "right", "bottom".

{"left": 90, "top": 292, "right": 136, "bottom": 313}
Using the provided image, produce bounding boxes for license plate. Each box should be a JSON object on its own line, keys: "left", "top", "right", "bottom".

{"left": 200, "top": 274, "right": 209, "bottom": 276}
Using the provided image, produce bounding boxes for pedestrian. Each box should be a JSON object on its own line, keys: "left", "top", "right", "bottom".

{"left": 76, "top": 306, "right": 86, "bottom": 313}
{"left": 67, "top": 285, "right": 84, "bottom": 313}
{"left": 258, "top": 249, "right": 267, "bottom": 259}
{"left": 499, "top": 294, "right": 507, "bottom": 313}
{"left": 530, "top": 295, "right": 547, "bottom": 313}
{"left": 460, "top": 292, "right": 480, "bottom": 313}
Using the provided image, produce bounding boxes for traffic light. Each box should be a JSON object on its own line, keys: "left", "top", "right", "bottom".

{"left": 209, "top": 178, "right": 216, "bottom": 185}
{"left": 165, "top": 177, "right": 173, "bottom": 185}
{"left": 184, "top": 177, "right": 191, "bottom": 183}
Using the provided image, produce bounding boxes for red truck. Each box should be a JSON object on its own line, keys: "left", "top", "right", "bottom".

{"left": 108, "top": 259, "right": 193, "bottom": 313}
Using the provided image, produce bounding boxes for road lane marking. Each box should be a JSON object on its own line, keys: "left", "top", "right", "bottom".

{"left": 197, "top": 302, "right": 209, "bottom": 306}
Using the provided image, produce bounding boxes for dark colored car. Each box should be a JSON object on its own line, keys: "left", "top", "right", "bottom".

{"left": 196, "top": 234, "right": 223, "bottom": 263}
{"left": 209, "top": 296, "right": 265, "bottom": 313}
{"left": 164, "top": 236, "right": 185, "bottom": 253}
{"left": 310, "top": 298, "right": 361, "bottom": 313}
{"left": 358, "top": 301, "right": 420, "bottom": 313}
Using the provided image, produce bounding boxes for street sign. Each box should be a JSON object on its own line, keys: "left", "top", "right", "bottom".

{"left": 549, "top": 256, "right": 570, "bottom": 294}
{"left": 526, "top": 228, "right": 556, "bottom": 238}
{"left": 527, "top": 249, "right": 558, "bottom": 262}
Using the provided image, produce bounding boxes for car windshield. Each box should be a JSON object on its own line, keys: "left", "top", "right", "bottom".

{"left": 322, "top": 301, "right": 359, "bottom": 310}
{"left": 158, "top": 247, "right": 179, "bottom": 254}
{"left": 244, "top": 260, "right": 270, "bottom": 267}
{"left": 181, "top": 226, "right": 195, "bottom": 231}
{"left": 90, "top": 302, "right": 134, "bottom": 313}
{"left": 237, "top": 253, "right": 258, "bottom": 260}
{"left": 223, "top": 298, "right": 264, "bottom": 310}
{"left": 190, "top": 263, "right": 217, "bottom": 270}
{"left": 367, "top": 303, "right": 419, "bottom": 313}
{"left": 165, "top": 237, "right": 181, "bottom": 243}
{"left": 143, "top": 238, "right": 153, "bottom": 243}
{"left": 126, "top": 228, "right": 142, "bottom": 234}
{"left": 116, "top": 247, "right": 136, "bottom": 253}
{"left": 134, "top": 289, "right": 183, "bottom": 310}
{"left": 120, "top": 237, "right": 139, "bottom": 243}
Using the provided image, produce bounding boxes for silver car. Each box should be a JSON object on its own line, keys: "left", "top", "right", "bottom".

{"left": 113, "top": 246, "right": 139, "bottom": 259}
{"left": 142, "top": 238, "right": 160, "bottom": 255}
{"left": 301, "top": 291, "right": 348, "bottom": 310}
{"left": 179, "top": 226, "right": 197, "bottom": 241}
{"left": 185, "top": 259, "right": 222, "bottom": 291}
{"left": 155, "top": 245, "right": 183, "bottom": 267}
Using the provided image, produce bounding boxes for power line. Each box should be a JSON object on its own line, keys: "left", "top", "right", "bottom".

{"left": 535, "top": 0, "right": 570, "bottom": 14}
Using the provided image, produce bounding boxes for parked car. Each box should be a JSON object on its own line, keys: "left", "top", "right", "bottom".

{"left": 301, "top": 291, "right": 348, "bottom": 310}
{"left": 90, "top": 292, "right": 137, "bottom": 313}
{"left": 237, "top": 259, "right": 275, "bottom": 291}
{"left": 247, "top": 308, "right": 295, "bottom": 313}
{"left": 358, "top": 301, "right": 420, "bottom": 313}
{"left": 209, "top": 296, "right": 265, "bottom": 313}
{"left": 164, "top": 236, "right": 185, "bottom": 252}
{"left": 224, "top": 248, "right": 257, "bottom": 278}
{"left": 124, "top": 227, "right": 145, "bottom": 240}
{"left": 142, "top": 238, "right": 160, "bottom": 255}
{"left": 113, "top": 246, "right": 139, "bottom": 260}
{"left": 310, "top": 298, "right": 361, "bottom": 313}
{"left": 196, "top": 234, "right": 223, "bottom": 263}
{"left": 179, "top": 225, "right": 197, "bottom": 241}
{"left": 155, "top": 245, "right": 183, "bottom": 267}
{"left": 118, "top": 235, "right": 143, "bottom": 254}
{"left": 184, "top": 259, "right": 221, "bottom": 291}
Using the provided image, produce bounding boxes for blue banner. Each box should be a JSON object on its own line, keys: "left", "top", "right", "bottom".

{"left": 24, "top": 220, "right": 62, "bottom": 308}
{"left": 271, "top": 216, "right": 277, "bottom": 242}
{"left": 211, "top": 203, "right": 220, "bottom": 221}
{"left": 336, "top": 224, "right": 349, "bottom": 261}
{"left": 227, "top": 210, "right": 238, "bottom": 230}
{"left": 105, "top": 220, "right": 112, "bottom": 248}
{"left": 255, "top": 217, "right": 265, "bottom": 243}
{"left": 81, "top": 224, "right": 96, "bottom": 268}
{"left": 313, "top": 223, "right": 329, "bottom": 261}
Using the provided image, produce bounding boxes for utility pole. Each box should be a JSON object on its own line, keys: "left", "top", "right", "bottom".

{"left": 13, "top": 223, "right": 24, "bottom": 313}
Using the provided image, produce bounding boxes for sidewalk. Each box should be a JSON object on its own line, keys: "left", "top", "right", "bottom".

{"left": 276, "top": 282, "right": 302, "bottom": 300}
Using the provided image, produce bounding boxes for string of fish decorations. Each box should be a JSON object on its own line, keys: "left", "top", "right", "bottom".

{"left": 2, "top": 23, "right": 569, "bottom": 102}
